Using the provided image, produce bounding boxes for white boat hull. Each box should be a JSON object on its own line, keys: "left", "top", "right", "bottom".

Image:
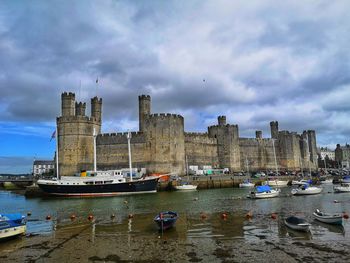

{"left": 0, "top": 225, "right": 26, "bottom": 239}
{"left": 250, "top": 189, "right": 280, "bottom": 199}
{"left": 239, "top": 182, "right": 255, "bottom": 188}
{"left": 334, "top": 184, "right": 350, "bottom": 193}
{"left": 291, "top": 186, "right": 322, "bottom": 195}
{"left": 284, "top": 220, "right": 310, "bottom": 232}
{"left": 175, "top": 184, "right": 197, "bottom": 191}
{"left": 313, "top": 213, "right": 343, "bottom": 225}
{"left": 320, "top": 179, "right": 333, "bottom": 184}
{"left": 267, "top": 180, "right": 289, "bottom": 187}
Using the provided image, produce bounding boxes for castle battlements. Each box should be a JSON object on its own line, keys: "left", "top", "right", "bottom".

{"left": 148, "top": 113, "right": 183, "bottom": 119}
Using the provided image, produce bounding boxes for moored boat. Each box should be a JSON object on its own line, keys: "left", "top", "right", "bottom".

{"left": 38, "top": 131, "right": 159, "bottom": 197}
{"left": 291, "top": 179, "right": 310, "bottom": 186}
{"left": 239, "top": 180, "right": 255, "bottom": 188}
{"left": 0, "top": 213, "right": 26, "bottom": 240}
{"left": 291, "top": 184, "right": 322, "bottom": 195}
{"left": 249, "top": 185, "right": 280, "bottom": 199}
{"left": 175, "top": 183, "right": 197, "bottom": 191}
{"left": 313, "top": 209, "right": 343, "bottom": 225}
{"left": 334, "top": 183, "right": 350, "bottom": 193}
{"left": 266, "top": 179, "right": 289, "bottom": 187}
{"left": 284, "top": 216, "right": 311, "bottom": 232}
{"left": 341, "top": 176, "right": 350, "bottom": 183}
{"left": 154, "top": 211, "right": 178, "bottom": 231}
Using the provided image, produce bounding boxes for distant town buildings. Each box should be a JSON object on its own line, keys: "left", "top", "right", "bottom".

{"left": 318, "top": 147, "right": 335, "bottom": 160}
{"left": 33, "top": 160, "right": 54, "bottom": 176}
{"left": 335, "top": 144, "right": 350, "bottom": 168}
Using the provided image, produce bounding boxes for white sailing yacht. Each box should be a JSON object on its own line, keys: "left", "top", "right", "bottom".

{"left": 175, "top": 156, "right": 197, "bottom": 190}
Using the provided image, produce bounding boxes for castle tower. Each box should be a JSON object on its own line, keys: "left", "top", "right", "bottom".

{"left": 139, "top": 95, "right": 151, "bottom": 132}
{"left": 208, "top": 119, "right": 241, "bottom": 172}
{"left": 144, "top": 113, "right": 185, "bottom": 175}
{"left": 307, "top": 130, "right": 318, "bottom": 169}
{"left": 218, "top": 116, "right": 226, "bottom": 126}
{"left": 75, "top": 102, "right": 86, "bottom": 116}
{"left": 256, "top": 130, "right": 262, "bottom": 139}
{"left": 91, "top": 96, "right": 102, "bottom": 124}
{"left": 61, "top": 92, "right": 75, "bottom": 116}
{"left": 57, "top": 92, "right": 102, "bottom": 176}
{"left": 270, "top": 121, "right": 279, "bottom": 139}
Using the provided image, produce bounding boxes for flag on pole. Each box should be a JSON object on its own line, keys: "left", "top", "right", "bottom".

{"left": 96, "top": 77, "right": 98, "bottom": 83}
{"left": 50, "top": 130, "right": 56, "bottom": 141}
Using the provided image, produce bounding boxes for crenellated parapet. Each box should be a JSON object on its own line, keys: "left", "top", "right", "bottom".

{"left": 185, "top": 132, "right": 217, "bottom": 144}
{"left": 97, "top": 132, "right": 146, "bottom": 145}
{"left": 75, "top": 102, "right": 86, "bottom": 116}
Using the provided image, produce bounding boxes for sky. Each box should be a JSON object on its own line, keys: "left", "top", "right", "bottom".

{"left": 0, "top": 0, "right": 349, "bottom": 173}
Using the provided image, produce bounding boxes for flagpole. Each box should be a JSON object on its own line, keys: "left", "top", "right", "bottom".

{"left": 55, "top": 125, "right": 59, "bottom": 180}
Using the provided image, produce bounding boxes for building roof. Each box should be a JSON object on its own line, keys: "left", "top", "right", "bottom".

{"left": 33, "top": 160, "right": 54, "bottom": 165}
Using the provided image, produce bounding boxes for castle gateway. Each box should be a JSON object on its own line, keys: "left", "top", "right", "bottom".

{"left": 57, "top": 92, "right": 318, "bottom": 176}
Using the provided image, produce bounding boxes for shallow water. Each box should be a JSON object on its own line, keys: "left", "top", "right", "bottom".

{"left": 0, "top": 184, "right": 349, "bottom": 245}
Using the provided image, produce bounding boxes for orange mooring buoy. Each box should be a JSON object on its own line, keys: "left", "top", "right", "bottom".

{"left": 88, "top": 214, "right": 94, "bottom": 221}
{"left": 245, "top": 212, "right": 253, "bottom": 219}
{"left": 221, "top": 212, "right": 228, "bottom": 220}
{"left": 46, "top": 215, "right": 51, "bottom": 220}
{"left": 271, "top": 213, "right": 277, "bottom": 219}
{"left": 343, "top": 213, "right": 349, "bottom": 219}
{"left": 200, "top": 212, "right": 207, "bottom": 219}
{"left": 70, "top": 214, "right": 76, "bottom": 220}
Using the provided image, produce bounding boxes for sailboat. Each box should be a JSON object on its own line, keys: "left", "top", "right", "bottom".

{"left": 239, "top": 157, "right": 255, "bottom": 188}
{"left": 37, "top": 130, "right": 159, "bottom": 196}
{"left": 265, "top": 139, "right": 288, "bottom": 187}
{"left": 174, "top": 155, "right": 197, "bottom": 191}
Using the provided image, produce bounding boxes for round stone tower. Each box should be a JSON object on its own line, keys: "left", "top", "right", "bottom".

{"left": 139, "top": 95, "right": 151, "bottom": 132}
{"left": 270, "top": 121, "right": 279, "bottom": 139}
{"left": 218, "top": 115, "right": 227, "bottom": 126}
{"left": 61, "top": 92, "right": 75, "bottom": 116}
{"left": 144, "top": 113, "right": 185, "bottom": 175}
{"left": 91, "top": 96, "right": 102, "bottom": 124}
{"left": 57, "top": 92, "right": 102, "bottom": 176}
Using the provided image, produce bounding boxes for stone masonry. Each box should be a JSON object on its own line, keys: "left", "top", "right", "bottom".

{"left": 56, "top": 92, "right": 318, "bottom": 176}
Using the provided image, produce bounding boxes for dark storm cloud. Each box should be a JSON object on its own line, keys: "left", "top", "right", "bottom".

{"left": 0, "top": 0, "right": 349, "bottom": 148}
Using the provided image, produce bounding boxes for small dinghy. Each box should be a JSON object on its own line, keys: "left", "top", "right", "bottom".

{"left": 154, "top": 211, "right": 178, "bottom": 231}
{"left": 266, "top": 179, "right": 288, "bottom": 187}
{"left": 239, "top": 180, "right": 255, "bottom": 188}
{"left": 284, "top": 216, "right": 311, "bottom": 232}
{"left": 0, "top": 213, "right": 26, "bottom": 240}
{"left": 313, "top": 209, "right": 343, "bottom": 225}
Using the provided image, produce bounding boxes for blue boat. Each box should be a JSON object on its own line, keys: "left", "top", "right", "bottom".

{"left": 0, "top": 213, "right": 26, "bottom": 240}
{"left": 154, "top": 211, "right": 178, "bottom": 231}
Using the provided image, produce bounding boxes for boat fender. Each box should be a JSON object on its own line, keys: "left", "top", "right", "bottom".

{"left": 46, "top": 215, "right": 51, "bottom": 220}
{"left": 271, "top": 213, "right": 277, "bottom": 219}
{"left": 343, "top": 213, "right": 349, "bottom": 219}
{"left": 88, "top": 215, "right": 94, "bottom": 221}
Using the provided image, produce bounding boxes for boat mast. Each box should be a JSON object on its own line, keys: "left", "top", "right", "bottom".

{"left": 55, "top": 125, "right": 59, "bottom": 180}
{"left": 299, "top": 156, "right": 304, "bottom": 177}
{"left": 127, "top": 131, "right": 133, "bottom": 182}
{"left": 245, "top": 156, "right": 249, "bottom": 176}
{"left": 93, "top": 128, "right": 97, "bottom": 172}
{"left": 272, "top": 139, "right": 278, "bottom": 175}
{"left": 305, "top": 136, "right": 312, "bottom": 177}
{"left": 185, "top": 155, "right": 189, "bottom": 179}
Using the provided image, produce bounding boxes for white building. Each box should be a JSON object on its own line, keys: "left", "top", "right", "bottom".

{"left": 319, "top": 147, "right": 335, "bottom": 160}
{"left": 33, "top": 160, "right": 54, "bottom": 176}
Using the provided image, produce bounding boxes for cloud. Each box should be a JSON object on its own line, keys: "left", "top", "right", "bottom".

{"left": 0, "top": 0, "right": 349, "bottom": 151}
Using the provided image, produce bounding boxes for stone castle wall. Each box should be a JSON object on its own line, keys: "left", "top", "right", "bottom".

{"left": 56, "top": 92, "right": 318, "bottom": 176}
{"left": 184, "top": 132, "right": 218, "bottom": 167}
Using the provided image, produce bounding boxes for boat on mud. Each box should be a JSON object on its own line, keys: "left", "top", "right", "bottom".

{"left": 313, "top": 209, "right": 343, "bottom": 225}
{"left": 284, "top": 216, "right": 311, "bottom": 232}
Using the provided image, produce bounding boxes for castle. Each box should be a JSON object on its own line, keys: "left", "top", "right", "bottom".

{"left": 57, "top": 92, "right": 318, "bottom": 176}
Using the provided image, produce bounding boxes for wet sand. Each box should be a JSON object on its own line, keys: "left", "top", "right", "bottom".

{"left": 1, "top": 222, "right": 350, "bottom": 263}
